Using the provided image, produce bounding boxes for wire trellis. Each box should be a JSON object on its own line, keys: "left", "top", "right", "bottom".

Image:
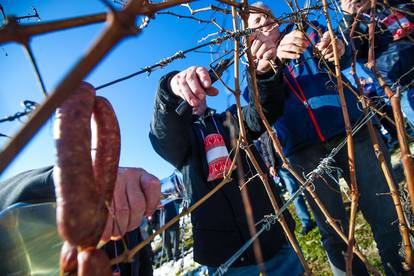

{"left": 1, "top": 0, "right": 414, "bottom": 274}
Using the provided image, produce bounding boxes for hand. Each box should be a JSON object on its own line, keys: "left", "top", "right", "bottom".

{"left": 269, "top": 166, "right": 277, "bottom": 177}
{"left": 170, "top": 66, "right": 219, "bottom": 116}
{"left": 250, "top": 31, "right": 278, "bottom": 74}
{"left": 315, "top": 32, "right": 345, "bottom": 62}
{"left": 276, "top": 30, "right": 308, "bottom": 61}
{"left": 340, "top": 0, "right": 369, "bottom": 15}
{"left": 101, "top": 167, "right": 161, "bottom": 242}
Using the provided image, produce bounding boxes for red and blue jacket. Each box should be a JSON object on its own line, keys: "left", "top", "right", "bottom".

{"left": 245, "top": 22, "right": 363, "bottom": 156}
{"left": 342, "top": 0, "right": 414, "bottom": 90}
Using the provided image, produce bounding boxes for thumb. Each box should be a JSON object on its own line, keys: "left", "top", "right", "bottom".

{"left": 140, "top": 173, "right": 160, "bottom": 216}
{"left": 206, "top": 87, "right": 219, "bottom": 97}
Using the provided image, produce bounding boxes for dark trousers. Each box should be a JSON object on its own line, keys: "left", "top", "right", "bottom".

{"left": 288, "top": 126, "right": 402, "bottom": 276}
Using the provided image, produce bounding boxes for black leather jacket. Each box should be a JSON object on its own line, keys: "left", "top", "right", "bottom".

{"left": 149, "top": 69, "right": 295, "bottom": 267}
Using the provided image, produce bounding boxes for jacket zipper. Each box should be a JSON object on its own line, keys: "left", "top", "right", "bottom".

{"left": 285, "top": 65, "right": 326, "bottom": 142}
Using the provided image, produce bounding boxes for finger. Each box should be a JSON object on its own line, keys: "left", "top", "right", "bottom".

{"left": 316, "top": 32, "right": 331, "bottom": 49}
{"left": 186, "top": 67, "right": 206, "bottom": 101}
{"left": 277, "top": 50, "right": 300, "bottom": 60}
{"left": 280, "top": 36, "right": 306, "bottom": 48}
{"left": 292, "top": 36, "right": 308, "bottom": 48}
{"left": 319, "top": 43, "right": 332, "bottom": 56}
{"left": 338, "top": 48, "right": 345, "bottom": 58}
{"left": 251, "top": 39, "right": 263, "bottom": 57}
{"left": 140, "top": 172, "right": 161, "bottom": 216}
{"left": 112, "top": 173, "right": 129, "bottom": 238}
{"left": 262, "top": 47, "right": 276, "bottom": 61}
{"left": 177, "top": 74, "right": 200, "bottom": 107}
{"left": 336, "top": 40, "right": 345, "bottom": 56}
{"left": 126, "top": 172, "right": 146, "bottom": 232}
{"left": 279, "top": 38, "right": 308, "bottom": 52}
{"left": 288, "top": 30, "right": 305, "bottom": 38}
{"left": 195, "top": 67, "right": 212, "bottom": 89}
{"left": 257, "top": 61, "right": 271, "bottom": 73}
{"left": 290, "top": 32, "right": 308, "bottom": 44}
{"left": 324, "top": 51, "right": 335, "bottom": 61}
{"left": 280, "top": 43, "right": 307, "bottom": 55}
{"left": 206, "top": 87, "right": 219, "bottom": 96}
{"left": 256, "top": 42, "right": 272, "bottom": 59}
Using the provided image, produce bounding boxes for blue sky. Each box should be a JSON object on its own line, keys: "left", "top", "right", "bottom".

{"left": 0, "top": 0, "right": 363, "bottom": 180}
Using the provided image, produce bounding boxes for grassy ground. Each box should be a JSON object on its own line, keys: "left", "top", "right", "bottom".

{"left": 292, "top": 205, "right": 384, "bottom": 275}
{"left": 293, "top": 144, "right": 413, "bottom": 275}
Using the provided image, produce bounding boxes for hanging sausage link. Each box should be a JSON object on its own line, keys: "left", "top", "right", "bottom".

{"left": 54, "top": 81, "right": 121, "bottom": 275}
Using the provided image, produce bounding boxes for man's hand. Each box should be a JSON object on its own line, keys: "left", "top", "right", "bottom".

{"left": 340, "top": 0, "right": 369, "bottom": 15}
{"left": 250, "top": 31, "right": 278, "bottom": 74}
{"left": 315, "top": 32, "right": 345, "bottom": 62}
{"left": 276, "top": 30, "right": 308, "bottom": 61}
{"left": 100, "top": 167, "right": 161, "bottom": 242}
{"left": 170, "top": 66, "right": 219, "bottom": 116}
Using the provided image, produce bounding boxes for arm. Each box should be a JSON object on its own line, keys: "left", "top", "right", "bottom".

{"left": 0, "top": 166, "right": 55, "bottom": 211}
{"left": 149, "top": 67, "right": 219, "bottom": 169}
{"left": 340, "top": 0, "right": 371, "bottom": 60}
{"left": 242, "top": 65, "right": 285, "bottom": 141}
{"left": 149, "top": 71, "right": 194, "bottom": 169}
{"left": 242, "top": 25, "right": 286, "bottom": 141}
{"left": 101, "top": 167, "right": 160, "bottom": 241}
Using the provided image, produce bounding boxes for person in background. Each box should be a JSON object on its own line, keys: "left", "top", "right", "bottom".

{"left": 247, "top": 2, "right": 403, "bottom": 275}
{"left": 359, "top": 76, "right": 399, "bottom": 150}
{"left": 341, "top": 0, "right": 414, "bottom": 126}
{"left": 160, "top": 200, "right": 181, "bottom": 262}
{"left": 258, "top": 131, "right": 316, "bottom": 237}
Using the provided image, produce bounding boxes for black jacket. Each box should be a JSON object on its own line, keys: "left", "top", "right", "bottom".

{"left": 149, "top": 69, "right": 294, "bottom": 267}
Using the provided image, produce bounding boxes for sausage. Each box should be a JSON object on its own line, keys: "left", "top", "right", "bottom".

{"left": 60, "top": 241, "right": 78, "bottom": 273}
{"left": 53, "top": 82, "right": 107, "bottom": 247}
{"left": 91, "top": 96, "right": 121, "bottom": 203}
{"left": 77, "top": 248, "right": 112, "bottom": 276}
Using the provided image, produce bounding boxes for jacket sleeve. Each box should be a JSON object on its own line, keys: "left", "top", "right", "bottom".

{"left": 340, "top": 14, "right": 369, "bottom": 61}
{"left": 0, "top": 166, "right": 55, "bottom": 211}
{"left": 242, "top": 66, "right": 285, "bottom": 141}
{"left": 149, "top": 71, "right": 193, "bottom": 170}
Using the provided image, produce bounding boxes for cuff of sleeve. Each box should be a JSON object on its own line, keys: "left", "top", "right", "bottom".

{"left": 158, "top": 71, "right": 182, "bottom": 108}
{"left": 256, "top": 59, "right": 284, "bottom": 81}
